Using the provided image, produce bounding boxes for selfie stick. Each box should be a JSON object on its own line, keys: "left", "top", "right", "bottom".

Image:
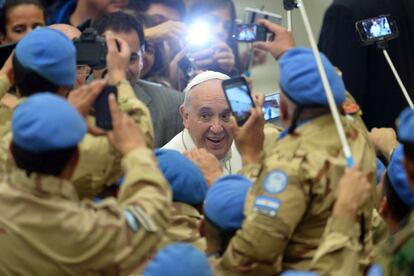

{"left": 296, "top": 0, "right": 354, "bottom": 167}
{"left": 382, "top": 48, "right": 414, "bottom": 108}
{"left": 283, "top": 0, "right": 297, "bottom": 32}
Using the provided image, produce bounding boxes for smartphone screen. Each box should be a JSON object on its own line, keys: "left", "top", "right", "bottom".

{"left": 222, "top": 78, "right": 255, "bottom": 126}
{"left": 355, "top": 15, "right": 398, "bottom": 44}
{"left": 234, "top": 24, "right": 267, "bottom": 42}
{"left": 262, "top": 92, "right": 280, "bottom": 121}
{"left": 93, "top": 85, "right": 118, "bottom": 130}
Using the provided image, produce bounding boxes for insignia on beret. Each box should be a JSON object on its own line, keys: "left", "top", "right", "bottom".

{"left": 124, "top": 209, "right": 140, "bottom": 232}
{"left": 263, "top": 170, "right": 288, "bottom": 194}
{"left": 253, "top": 196, "right": 281, "bottom": 217}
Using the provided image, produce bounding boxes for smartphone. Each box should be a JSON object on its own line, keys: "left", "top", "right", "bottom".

{"left": 93, "top": 85, "right": 118, "bottom": 130}
{"left": 355, "top": 15, "right": 399, "bottom": 44}
{"left": 262, "top": 92, "right": 280, "bottom": 121}
{"left": 0, "top": 42, "right": 16, "bottom": 68}
{"left": 233, "top": 24, "right": 268, "bottom": 42}
{"left": 222, "top": 77, "right": 255, "bottom": 126}
{"left": 244, "top": 8, "right": 283, "bottom": 25}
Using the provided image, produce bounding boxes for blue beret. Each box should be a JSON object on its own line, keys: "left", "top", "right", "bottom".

{"left": 15, "top": 27, "right": 76, "bottom": 87}
{"left": 376, "top": 158, "right": 386, "bottom": 184}
{"left": 204, "top": 175, "right": 252, "bottom": 231}
{"left": 155, "top": 149, "right": 208, "bottom": 205}
{"left": 12, "top": 93, "right": 87, "bottom": 153}
{"left": 144, "top": 243, "right": 213, "bottom": 276}
{"left": 387, "top": 145, "right": 414, "bottom": 207}
{"left": 279, "top": 48, "right": 346, "bottom": 106}
{"left": 398, "top": 108, "right": 414, "bottom": 143}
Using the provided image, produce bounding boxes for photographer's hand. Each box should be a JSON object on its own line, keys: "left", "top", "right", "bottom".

{"left": 67, "top": 79, "right": 107, "bottom": 136}
{"left": 107, "top": 94, "right": 147, "bottom": 155}
{"left": 105, "top": 31, "right": 130, "bottom": 85}
{"left": 230, "top": 94, "right": 265, "bottom": 165}
{"left": 254, "top": 19, "right": 296, "bottom": 60}
{"left": 191, "top": 42, "right": 235, "bottom": 73}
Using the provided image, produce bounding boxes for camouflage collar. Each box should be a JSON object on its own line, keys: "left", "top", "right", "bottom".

{"left": 9, "top": 169, "right": 79, "bottom": 201}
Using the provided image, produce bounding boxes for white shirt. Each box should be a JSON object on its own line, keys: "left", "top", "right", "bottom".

{"left": 162, "top": 129, "right": 242, "bottom": 175}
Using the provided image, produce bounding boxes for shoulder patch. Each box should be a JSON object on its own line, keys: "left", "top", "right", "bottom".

{"left": 253, "top": 196, "right": 281, "bottom": 217}
{"left": 124, "top": 209, "right": 140, "bottom": 232}
{"left": 263, "top": 170, "right": 288, "bottom": 194}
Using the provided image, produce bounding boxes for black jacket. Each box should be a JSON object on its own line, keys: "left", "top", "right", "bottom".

{"left": 318, "top": 0, "right": 414, "bottom": 129}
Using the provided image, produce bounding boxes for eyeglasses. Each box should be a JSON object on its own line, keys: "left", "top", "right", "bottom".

{"left": 129, "top": 44, "right": 145, "bottom": 64}
{"left": 76, "top": 64, "right": 92, "bottom": 76}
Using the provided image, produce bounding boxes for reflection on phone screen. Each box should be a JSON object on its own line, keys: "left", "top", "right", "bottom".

{"left": 226, "top": 84, "right": 253, "bottom": 121}
{"left": 262, "top": 93, "right": 280, "bottom": 121}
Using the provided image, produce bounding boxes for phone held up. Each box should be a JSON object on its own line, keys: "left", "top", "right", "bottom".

{"left": 93, "top": 85, "right": 118, "bottom": 130}
{"left": 233, "top": 23, "right": 268, "bottom": 43}
{"left": 262, "top": 92, "right": 280, "bottom": 121}
{"left": 222, "top": 77, "right": 255, "bottom": 126}
{"left": 355, "top": 15, "right": 398, "bottom": 45}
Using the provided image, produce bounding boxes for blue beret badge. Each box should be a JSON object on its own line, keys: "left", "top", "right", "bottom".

{"left": 253, "top": 196, "right": 281, "bottom": 217}
{"left": 263, "top": 170, "right": 288, "bottom": 194}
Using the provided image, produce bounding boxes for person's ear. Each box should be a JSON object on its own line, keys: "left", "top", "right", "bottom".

{"left": 199, "top": 218, "right": 206, "bottom": 237}
{"left": 378, "top": 196, "right": 389, "bottom": 217}
{"left": 403, "top": 157, "right": 414, "bottom": 189}
{"left": 179, "top": 104, "right": 190, "bottom": 128}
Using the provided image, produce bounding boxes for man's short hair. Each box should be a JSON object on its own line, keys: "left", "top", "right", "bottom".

{"left": 403, "top": 142, "right": 414, "bottom": 163}
{"left": 146, "top": 0, "right": 186, "bottom": 20}
{"left": 92, "top": 11, "right": 145, "bottom": 48}
{"left": 10, "top": 142, "right": 77, "bottom": 177}
{"left": 383, "top": 172, "right": 412, "bottom": 222}
{"left": 13, "top": 54, "right": 60, "bottom": 97}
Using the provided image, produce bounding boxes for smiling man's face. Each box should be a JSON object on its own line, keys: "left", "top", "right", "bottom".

{"left": 182, "top": 79, "right": 233, "bottom": 160}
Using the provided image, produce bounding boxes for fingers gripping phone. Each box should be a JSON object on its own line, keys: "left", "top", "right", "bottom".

{"left": 262, "top": 92, "right": 280, "bottom": 121}
{"left": 355, "top": 15, "right": 398, "bottom": 45}
{"left": 222, "top": 77, "right": 255, "bottom": 126}
{"left": 93, "top": 85, "right": 118, "bottom": 130}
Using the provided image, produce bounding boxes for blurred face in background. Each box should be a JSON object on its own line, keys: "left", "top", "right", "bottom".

{"left": 1, "top": 4, "right": 45, "bottom": 43}
{"left": 87, "top": 0, "right": 129, "bottom": 13}
{"left": 146, "top": 3, "right": 182, "bottom": 23}
{"left": 196, "top": 5, "right": 232, "bottom": 43}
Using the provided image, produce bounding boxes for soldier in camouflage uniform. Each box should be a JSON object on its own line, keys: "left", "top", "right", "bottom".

{"left": 0, "top": 93, "right": 171, "bottom": 275}
{"left": 311, "top": 108, "right": 414, "bottom": 276}
{"left": 214, "top": 20, "right": 377, "bottom": 275}
{"left": 0, "top": 27, "right": 154, "bottom": 199}
{"left": 155, "top": 149, "right": 208, "bottom": 251}
{"left": 203, "top": 175, "right": 252, "bottom": 258}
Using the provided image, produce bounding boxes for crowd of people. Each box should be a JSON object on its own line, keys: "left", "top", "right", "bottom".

{"left": 0, "top": 0, "right": 413, "bottom": 275}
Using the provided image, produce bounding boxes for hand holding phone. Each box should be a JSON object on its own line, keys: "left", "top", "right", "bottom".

{"left": 94, "top": 85, "right": 118, "bottom": 130}
{"left": 222, "top": 77, "right": 255, "bottom": 126}
{"left": 262, "top": 92, "right": 280, "bottom": 121}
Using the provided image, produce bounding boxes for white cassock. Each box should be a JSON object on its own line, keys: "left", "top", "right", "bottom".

{"left": 162, "top": 129, "right": 242, "bottom": 175}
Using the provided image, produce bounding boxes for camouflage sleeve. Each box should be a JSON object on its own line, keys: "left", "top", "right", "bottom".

{"left": 71, "top": 81, "right": 155, "bottom": 199}
{"left": 72, "top": 132, "right": 122, "bottom": 198}
{"left": 0, "top": 75, "right": 11, "bottom": 99}
{"left": 73, "top": 148, "right": 172, "bottom": 274}
{"left": 310, "top": 216, "right": 361, "bottom": 276}
{"left": 216, "top": 161, "right": 308, "bottom": 275}
{"left": 117, "top": 80, "right": 154, "bottom": 149}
